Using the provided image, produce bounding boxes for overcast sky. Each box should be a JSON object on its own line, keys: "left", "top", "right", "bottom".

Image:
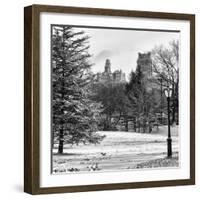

{"left": 73, "top": 26, "right": 179, "bottom": 80}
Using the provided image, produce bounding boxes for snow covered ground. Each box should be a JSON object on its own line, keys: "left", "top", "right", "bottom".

{"left": 52, "top": 126, "right": 179, "bottom": 173}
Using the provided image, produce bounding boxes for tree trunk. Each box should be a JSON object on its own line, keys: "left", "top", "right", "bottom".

{"left": 58, "top": 108, "right": 64, "bottom": 154}
{"left": 148, "top": 122, "right": 152, "bottom": 133}
{"left": 143, "top": 118, "right": 146, "bottom": 133}
{"left": 133, "top": 118, "right": 136, "bottom": 132}
{"left": 138, "top": 120, "right": 140, "bottom": 133}
{"left": 125, "top": 116, "right": 128, "bottom": 132}
{"left": 58, "top": 127, "right": 64, "bottom": 154}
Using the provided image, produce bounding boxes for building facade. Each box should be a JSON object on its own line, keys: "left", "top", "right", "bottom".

{"left": 136, "top": 52, "right": 152, "bottom": 79}
{"left": 96, "top": 59, "right": 126, "bottom": 83}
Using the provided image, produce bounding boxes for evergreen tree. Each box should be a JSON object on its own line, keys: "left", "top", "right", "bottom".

{"left": 52, "top": 25, "right": 103, "bottom": 154}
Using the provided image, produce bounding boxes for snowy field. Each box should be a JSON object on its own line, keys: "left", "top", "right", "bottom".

{"left": 52, "top": 126, "right": 179, "bottom": 173}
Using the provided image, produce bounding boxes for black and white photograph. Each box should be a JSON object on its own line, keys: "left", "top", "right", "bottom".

{"left": 51, "top": 24, "right": 180, "bottom": 174}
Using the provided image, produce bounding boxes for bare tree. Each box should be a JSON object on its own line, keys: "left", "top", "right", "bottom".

{"left": 151, "top": 40, "right": 179, "bottom": 124}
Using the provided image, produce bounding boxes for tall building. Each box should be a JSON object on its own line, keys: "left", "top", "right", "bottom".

{"left": 136, "top": 52, "right": 165, "bottom": 124}
{"left": 136, "top": 52, "right": 159, "bottom": 93}
{"left": 136, "top": 52, "right": 152, "bottom": 79}
{"left": 96, "top": 59, "right": 126, "bottom": 83}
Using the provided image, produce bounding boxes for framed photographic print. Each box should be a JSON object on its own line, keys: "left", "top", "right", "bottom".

{"left": 24, "top": 4, "right": 195, "bottom": 194}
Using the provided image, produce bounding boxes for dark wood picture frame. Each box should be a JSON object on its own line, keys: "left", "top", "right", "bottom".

{"left": 24, "top": 4, "right": 195, "bottom": 195}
